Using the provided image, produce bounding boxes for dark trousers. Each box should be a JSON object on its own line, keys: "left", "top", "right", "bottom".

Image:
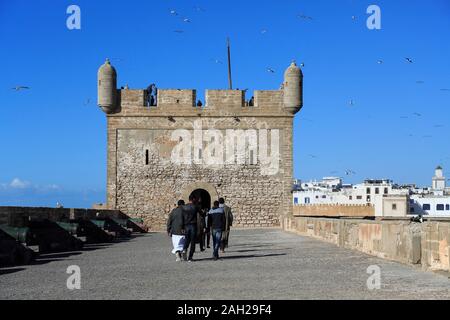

{"left": 205, "top": 229, "right": 211, "bottom": 247}
{"left": 183, "top": 224, "right": 197, "bottom": 260}
{"left": 212, "top": 229, "right": 223, "bottom": 259}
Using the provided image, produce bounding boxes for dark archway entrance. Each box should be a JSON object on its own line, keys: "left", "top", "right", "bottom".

{"left": 190, "top": 189, "right": 211, "bottom": 211}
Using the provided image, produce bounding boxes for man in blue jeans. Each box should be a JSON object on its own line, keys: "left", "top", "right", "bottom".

{"left": 207, "top": 201, "right": 225, "bottom": 261}
{"left": 182, "top": 195, "right": 200, "bottom": 261}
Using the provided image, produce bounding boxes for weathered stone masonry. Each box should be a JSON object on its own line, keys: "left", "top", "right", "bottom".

{"left": 97, "top": 60, "right": 303, "bottom": 231}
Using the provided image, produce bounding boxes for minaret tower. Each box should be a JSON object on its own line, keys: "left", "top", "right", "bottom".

{"left": 432, "top": 165, "right": 446, "bottom": 190}
{"left": 97, "top": 59, "right": 118, "bottom": 114}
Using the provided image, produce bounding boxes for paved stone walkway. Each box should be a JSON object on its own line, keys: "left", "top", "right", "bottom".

{"left": 1, "top": 229, "right": 450, "bottom": 300}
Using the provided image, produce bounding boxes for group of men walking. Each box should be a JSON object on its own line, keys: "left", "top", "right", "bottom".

{"left": 167, "top": 196, "right": 233, "bottom": 262}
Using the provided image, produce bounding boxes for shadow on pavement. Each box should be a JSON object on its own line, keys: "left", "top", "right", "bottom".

{"left": 229, "top": 248, "right": 291, "bottom": 254}
{"left": 0, "top": 268, "right": 26, "bottom": 275}
{"left": 195, "top": 253, "right": 287, "bottom": 262}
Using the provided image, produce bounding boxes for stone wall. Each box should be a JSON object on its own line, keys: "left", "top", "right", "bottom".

{"left": 293, "top": 204, "right": 375, "bottom": 217}
{"left": 0, "top": 206, "right": 125, "bottom": 227}
{"left": 109, "top": 117, "right": 291, "bottom": 230}
{"left": 284, "top": 216, "right": 450, "bottom": 272}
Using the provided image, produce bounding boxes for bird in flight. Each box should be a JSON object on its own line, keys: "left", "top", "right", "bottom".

{"left": 300, "top": 62, "right": 305, "bottom": 68}
{"left": 193, "top": 5, "right": 205, "bottom": 12}
{"left": 260, "top": 29, "right": 268, "bottom": 35}
{"left": 169, "top": 9, "right": 178, "bottom": 16}
{"left": 212, "top": 58, "right": 223, "bottom": 64}
{"left": 182, "top": 18, "right": 191, "bottom": 23}
{"left": 412, "top": 112, "right": 422, "bottom": 117}
{"left": 345, "top": 170, "right": 356, "bottom": 176}
{"left": 308, "top": 154, "right": 318, "bottom": 159}
{"left": 348, "top": 99, "right": 355, "bottom": 106}
{"left": 405, "top": 57, "right": 414, "bottom": 63}
{"left": 83, "top": 98, "right": 91, "bottom": 106}
{"left": 267, "top": 68, "right": 275, "bottom": 73}
{"left": 174, "top": 30, "right": 184, "bottom": 34}
{"left": 377, "top": 60, "right": 384, "bottom": 65}
{"left": 416, "top": 80, "right": 425, "bottom": 84}
{"left": 298, "top": 14, "right": 313, "bottom": 20}
{"left": 12, "top": 86, "right": 30, "bottom": 91}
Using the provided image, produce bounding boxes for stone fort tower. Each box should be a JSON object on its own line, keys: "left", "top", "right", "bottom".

{"left": 97, "top": 59, "right": 303, "bottom": 230}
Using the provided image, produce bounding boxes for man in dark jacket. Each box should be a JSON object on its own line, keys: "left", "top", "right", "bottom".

{"left": 219, "top": 198, "right": 233, "bottom": 252}
{"left": 182, "top": 195, "right": 200, "bottom": 261}
{"left": 167, "top": 200, "right": 185, "bottom": 262}
{"left": 208, "top": 201, "right": 226, "bottom": 261}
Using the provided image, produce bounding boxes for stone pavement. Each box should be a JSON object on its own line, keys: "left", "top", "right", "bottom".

{"left": 1, "top": 229, "right": 450, "bottom": 300}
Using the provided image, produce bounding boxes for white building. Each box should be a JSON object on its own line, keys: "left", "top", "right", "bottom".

{"left": 294, "top": 166, "right": 450, "bottom": 218}
{"left": 409, "top": 195, "right": 450, "bottom": 217}
{"left": 407, "top": 166, "right": 450, "bottom": 217}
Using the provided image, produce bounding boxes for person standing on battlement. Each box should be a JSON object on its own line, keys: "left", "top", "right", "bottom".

{"left": 146, "top": 83, "right": 158, "bottom": 107}
{"left": 167, "top": 200, "right": 186, "bottom": 262}
{"left": 219, "top": 198, "right": 233, "bottom": 253}
{"left": 182, "top": 195, "right": 200, "bottom": 262}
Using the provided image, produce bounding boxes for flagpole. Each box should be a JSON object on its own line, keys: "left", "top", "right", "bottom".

{"left": 227, "top": 37, "right": 233, "bottom": 90}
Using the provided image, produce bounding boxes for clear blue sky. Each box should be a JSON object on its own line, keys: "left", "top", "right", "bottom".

{"left": 0, "top": 0, "right": 449, "bottom": 208}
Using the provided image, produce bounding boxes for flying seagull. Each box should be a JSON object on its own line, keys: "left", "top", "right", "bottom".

{"left": 298, "top": 14, "right": 313, "bottom": 20}
{"left": 300, "top": 62, "right": 305, "bottom": 67}
{"left": 12, "top": 86, "right": 30, "bottom": 91}
{"left": 308, "top": 154, "right": 318, "bottom": 159}
{"left": 169, "top": 9, "right": 178, "bottom": 16}
{"left": 345, "top": 170, "right": 356, "bottom": 176}
{"left": 182, "top": 18, "right": 191, "bottom": 23}
{"left": 405, "top": 57, "right": 414, "bottom": 63}
{"left": 193, "top": 5, "right": 205, "bottom": 12}
{"left": 267, "top": 68, "right": 275, "bottom": 73}
{"left": 260, "top": 29, "right": 268, "bottom": 34}
{"left": 412, "top": 112, "right": 422, "bottom": 117}
{"left": 377, "top": 60, "right": 384, "bottom": 64}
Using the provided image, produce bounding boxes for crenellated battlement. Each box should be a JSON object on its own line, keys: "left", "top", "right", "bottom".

{"left": 98, "top": 59, "right": 302, "bottom": 116}
{"left": 115, "top": 88, "right": 287, "bottom": 116}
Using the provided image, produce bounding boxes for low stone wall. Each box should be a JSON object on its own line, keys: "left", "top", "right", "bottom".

{"left": 284, "top": 216, "right": 450, "bottom": 272}
{"left": 0, "top": 206, "right": 126, "bottom": 227}
{"left": 293, "top": 204, "right": 374, "bottom": 217}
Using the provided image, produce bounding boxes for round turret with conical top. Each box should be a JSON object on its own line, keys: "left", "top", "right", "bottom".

{"left": 283, "top": 61, "right": 303, "bottom": 114}
{"left": 97, "top": 59, "right": 117, "bottom": 114}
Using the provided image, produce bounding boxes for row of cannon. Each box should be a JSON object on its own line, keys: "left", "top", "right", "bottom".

{"left": 0, "top": 209, "right": 148, "bottom": 267}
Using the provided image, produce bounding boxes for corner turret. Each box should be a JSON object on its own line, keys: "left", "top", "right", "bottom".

{"left": 97, "top": 59, "right": 118, "bottom": 114}
{"left": 283, "top": 61, "right": 303, "bottom": 114}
